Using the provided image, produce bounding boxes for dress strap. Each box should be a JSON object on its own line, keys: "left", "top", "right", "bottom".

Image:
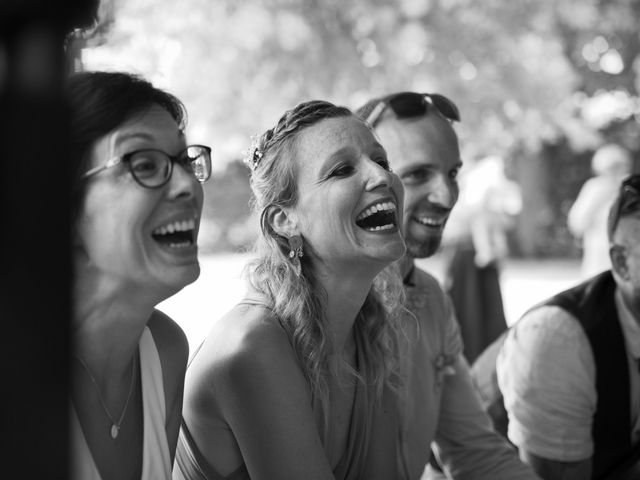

{"left": 174, "top": 420, "right": 249, "bottom": 480}
{"left": 139, "top": 327, "right": 172, "bottom": 479}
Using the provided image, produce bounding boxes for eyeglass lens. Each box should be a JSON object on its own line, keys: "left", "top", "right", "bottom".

{"left": 129, "top": 151, "right": 172, "bottom": 187}
{"left": 185, "top": 146, "right": 212, "bottom": 183}
{"left": 129, "top": 146, "right": 211, "bottom": 187}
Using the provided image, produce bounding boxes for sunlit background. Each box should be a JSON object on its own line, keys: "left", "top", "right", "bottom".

{"left": 70, "top": 0, "right": 640, "bottom": 350}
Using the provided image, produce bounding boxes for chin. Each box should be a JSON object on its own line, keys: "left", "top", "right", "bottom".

{"left": 373, "top": 239, "right": 407, "bottom": 265}
{"left": 405, "top": 237, "right": 441, "bottom": 259}
{"left": 161, "top": 263, "right": 201, "bottom": 295}
{"left": 181, "top": 263, "right": 202, "bottom": 286}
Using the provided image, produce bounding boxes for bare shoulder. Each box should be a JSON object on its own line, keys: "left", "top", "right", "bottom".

{"left": 186, "top": 303, "right": 306, "bottom": 413}
{"left": 147, "top": 310, "right": 189, "bottom": 407}
{"left": 196, "top": 303, "right": 295, "bottom": 367}
{"left": 147, "top": 309, "right": 189, "bottom": 369}
{"left": 182, "top": 304, "right": 334, "bottom": 478}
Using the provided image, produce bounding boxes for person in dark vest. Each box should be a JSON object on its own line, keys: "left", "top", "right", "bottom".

{"left": 355, "top": 92, "right": 539, "bottom": 479}
{"left": 492, "top": 174, "right": 640, "bottom": 480}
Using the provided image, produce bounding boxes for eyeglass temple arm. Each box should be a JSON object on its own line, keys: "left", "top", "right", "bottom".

{"left": 83, "top": 156, "right": 124, "bottom": 178}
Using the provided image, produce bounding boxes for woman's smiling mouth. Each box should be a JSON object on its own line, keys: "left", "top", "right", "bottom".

{"left": 152, "top": 218, "right": 197, "bottom": 248}
{"left": 355, "top": 200, "right": 399, "bottom": 232}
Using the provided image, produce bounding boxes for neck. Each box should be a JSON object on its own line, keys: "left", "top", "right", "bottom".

{"left": 73, "top": 268, "right": 157, "bottom": 373}
{"left": 399, "top": 255, "right": 415, "bottom": 282}
{"left": 312, "top": 261, "right": 377, "bottom": 352}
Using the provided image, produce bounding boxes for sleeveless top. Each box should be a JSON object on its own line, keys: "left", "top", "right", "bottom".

{"left": 174, "top": 297, "right": 375, "bottom": 480}
{"left": 70, "top": 327, "right": 172, "bottom": 480}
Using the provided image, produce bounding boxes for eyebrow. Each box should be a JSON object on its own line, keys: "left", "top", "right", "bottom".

{"left": 113, "top": 131, "right": 157, "bottom": 148}
{"left": 319, "top": 145, "right": 356, "bottom": 173}
{"left": 396, "top": 158, "right": 462, "bottom": 174}
{"left": 115, "top": 128, "right": 186, "bottom": 145}
{"left": 327, "top": 145, "right": 357, "bottom": 160}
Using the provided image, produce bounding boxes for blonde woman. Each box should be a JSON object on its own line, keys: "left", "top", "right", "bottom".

{"left": 175, "top": 100, "right": 407, "bottom": 479}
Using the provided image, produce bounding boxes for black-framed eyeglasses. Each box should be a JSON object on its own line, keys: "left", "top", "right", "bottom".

{"left": 365, "top": 92, "right": 461, "bottom": 128}
{"left": 608, "top": 174, "right": 640, "bottom": 240}
{"left": 83, "top": 144, "right": 212, "bottom": 189}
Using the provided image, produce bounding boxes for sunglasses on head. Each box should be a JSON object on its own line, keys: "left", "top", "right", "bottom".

{"left": 365, "top": 92, "right": 461, "bottom": 128}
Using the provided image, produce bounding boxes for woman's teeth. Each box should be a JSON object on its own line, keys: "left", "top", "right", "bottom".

{"left": 152, "top": 218, "right": 196, "bottom": 236}
{"left": 414, "top": 216, "right": 444, "bottom": 227}
{"left": 356, "top": 201, "right": 396, "bottom": 221}
{"left": 152, "top": 218, "right": 196, "bottom": 247}
{"left": 356, "top": 201, "right": 397, "bottom": 231}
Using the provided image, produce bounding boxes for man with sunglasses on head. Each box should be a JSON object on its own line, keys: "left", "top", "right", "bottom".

{"left": 496, "top": 174, "right": 640, "bottom": 479}
{"left": 355, "top": 93, "right": 539, "bottom": 480}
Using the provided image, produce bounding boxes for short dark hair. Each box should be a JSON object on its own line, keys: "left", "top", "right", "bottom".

{"left": 607, "top": 174, "right": 640, "bottom": 241}
{"left": 66, "top": 71, "right": 186, "bottom": 221}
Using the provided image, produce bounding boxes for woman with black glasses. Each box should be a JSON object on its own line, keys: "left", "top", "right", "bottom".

{"left": 68, "top": 71, "right": 212, "bottom": 480}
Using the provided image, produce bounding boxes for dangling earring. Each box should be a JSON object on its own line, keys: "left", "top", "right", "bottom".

{"left": 288, "top": 235, "right": 304, "bottom": 277}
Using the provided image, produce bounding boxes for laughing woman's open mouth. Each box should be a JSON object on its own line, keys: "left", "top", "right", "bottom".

{"left": 355, "top": 199, "right": 399, "bottom": 233}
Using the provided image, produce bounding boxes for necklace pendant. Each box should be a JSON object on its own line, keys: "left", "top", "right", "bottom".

{"left": 110, "top": 424, "right": 120, "bottom": 439}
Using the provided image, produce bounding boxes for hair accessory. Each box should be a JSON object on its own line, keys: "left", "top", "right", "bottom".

{"left": 242, "top": 134, "right": 264, "bottom": 171}
{"left": 74, "top": 353, "right": 137, "bottom": 439}
{"left": 288, "top": 235, "right": 304, "bottom": 277}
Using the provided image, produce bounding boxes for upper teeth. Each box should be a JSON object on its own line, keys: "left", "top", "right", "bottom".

{"left": 415, "top": 216, "right": 444, "bottom": 227}
{"left": 153, "top": 218, "right": 196, "bottom": 235}
{"left": 357, "top": 201, "right": 396, "bottom": 221}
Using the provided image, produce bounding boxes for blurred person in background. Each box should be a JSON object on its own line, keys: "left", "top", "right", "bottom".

{"left": 497, "top": 174, "right": 640, "bottom": 479}
{"left": 69, "top": 71, "right": 212, "bottom": 479}
{"left": 568, "top": 143, "right": 633, "bottom": 279}
{"left": 441, "top": 154, "right": 522, "bottom": 363}
{"left": 356, "top": 92, "right": 538, "bottom": 480}
{"left": 176, "top": 100, "right": 409, "bottom": 479}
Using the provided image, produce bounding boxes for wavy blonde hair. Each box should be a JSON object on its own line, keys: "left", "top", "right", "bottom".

{"left": 245, "top": 100, "right": 409, "bottom": 414}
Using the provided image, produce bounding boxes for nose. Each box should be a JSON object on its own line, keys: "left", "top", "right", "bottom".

{"left": 365, "top": 159, "right": 393, "bottom": 191}
{"left": 428, "top": 174, "right": 457, "bottom": 209}
{"left": 167, "top": 163, "right": 200, "bottom": 200}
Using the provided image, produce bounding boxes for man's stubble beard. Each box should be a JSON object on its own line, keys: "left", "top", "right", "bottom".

{"left": 404, "top": 234, "right": 442, "bottom": 259}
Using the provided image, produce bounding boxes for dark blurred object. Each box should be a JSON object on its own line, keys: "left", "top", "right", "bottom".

{"left": 0, "top": 0, "right": 98, "bottom": 477}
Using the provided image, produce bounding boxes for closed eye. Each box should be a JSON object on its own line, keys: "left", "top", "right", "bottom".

{"left": 329, "top": 164, "right": 355, "bottom": 178}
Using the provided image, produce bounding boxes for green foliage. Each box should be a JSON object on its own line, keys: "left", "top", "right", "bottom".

{"left": 81, "top": 0, "right": 640, "bottom": 256}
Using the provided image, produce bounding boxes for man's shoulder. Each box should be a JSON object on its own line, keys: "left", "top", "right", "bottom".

{"left": 507, "top": 304, "right": 589, "bottom": 356}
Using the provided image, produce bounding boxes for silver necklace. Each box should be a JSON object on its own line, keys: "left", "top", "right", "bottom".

{"left": 74, "top": 353, "right": 137, "bottom": 439}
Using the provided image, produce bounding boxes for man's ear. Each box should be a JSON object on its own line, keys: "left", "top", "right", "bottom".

{"left": 266, "top": 205, "right": 298, "bottom": 238}
{"left": 610, "top": 244, "right": 629, "bottom": 280}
